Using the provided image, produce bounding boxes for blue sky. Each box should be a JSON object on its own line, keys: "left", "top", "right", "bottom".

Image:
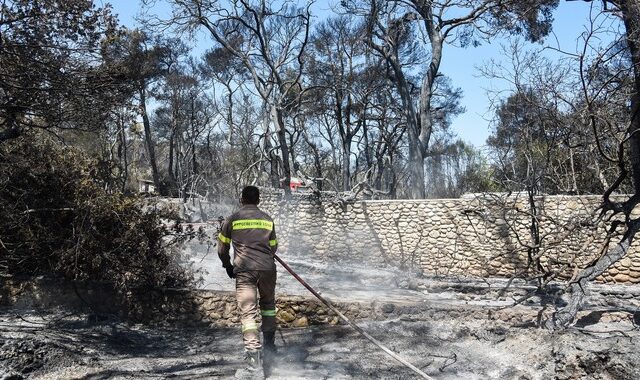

{"left": 104, "top": 1, "right": 619, "bottom": 148}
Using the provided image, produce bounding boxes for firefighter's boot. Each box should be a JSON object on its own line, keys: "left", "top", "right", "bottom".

{"left": 235, "top": 350, "right": 264, "bottom": 379}
{"left": 263, "top": 331, "right": 277, "bottom": 354}
{"left": 244, "top": 350, "right": 263, "bottom": 371}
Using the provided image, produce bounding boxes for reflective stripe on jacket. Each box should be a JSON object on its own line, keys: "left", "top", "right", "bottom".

{"left": 217, "top": 204, "right": 278, "bottom": 271}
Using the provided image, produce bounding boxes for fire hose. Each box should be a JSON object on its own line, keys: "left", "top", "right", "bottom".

{"left": 273, "top": 253, "right": 434, "bottom": 380}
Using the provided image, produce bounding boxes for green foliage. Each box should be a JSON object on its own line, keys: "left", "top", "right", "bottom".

{"left": 0, "top": 0, "right": 126, "bottom": 141}
{"left": 488, "top": 0, "right": 559, "bottom": 42}
{"left": 488, "top": 89, "right": 563, "bottom": 193}
{"left": 0, "top": 135, "right": 200, "bottom": 316}
{"left": 425, "top": 140, "right": 497, "bottom": 198}
{"left": 487, "top": 83, "right": 633, "bottom": 195}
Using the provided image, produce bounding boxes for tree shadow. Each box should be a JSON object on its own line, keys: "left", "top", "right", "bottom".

{"left": 574, "top": 311, "right": 605, "bottom": 328}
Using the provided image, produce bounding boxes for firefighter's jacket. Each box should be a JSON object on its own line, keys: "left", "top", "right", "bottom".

{"left": 217, "top": 204, "right": 278, "bottom": 272}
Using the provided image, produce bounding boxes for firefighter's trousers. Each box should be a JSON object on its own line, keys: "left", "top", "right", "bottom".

{"left": 235, "top": 270, "right": 277, "bottom": 351}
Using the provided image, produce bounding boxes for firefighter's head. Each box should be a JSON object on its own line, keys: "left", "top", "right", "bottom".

{"left": 240, "top": 185, "right": 260, "bottom": 205}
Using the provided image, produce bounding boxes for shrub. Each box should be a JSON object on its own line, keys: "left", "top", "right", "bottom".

{"left": 0, "top": 135, "right": 201, "bottom": 318}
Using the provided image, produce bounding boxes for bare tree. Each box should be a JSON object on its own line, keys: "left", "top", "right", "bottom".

{"left": 543, "top": 0, "right": 640, "bottom": 329}
{"left": 479, "top": 2, "right": 640, "bottom": 329}
{"left": 307, "top": 16, "right": 374, "bottom": 191}
{"left": 343, "top": 0, "right": 559, "bottom": 198}
{"left": 162, "top": 0, "right": 313, "bottom": 198}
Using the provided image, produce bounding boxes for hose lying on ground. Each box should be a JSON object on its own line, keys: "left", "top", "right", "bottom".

{"left": 274, "top": 253, "right": 434, "bottom": 380}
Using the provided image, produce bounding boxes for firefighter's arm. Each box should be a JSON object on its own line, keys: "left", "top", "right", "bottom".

{"left": 269, "top": 222, "right": 278, "bottom": 254}
{"left": 217, "top": 218, "right": 233, "bottom": 269}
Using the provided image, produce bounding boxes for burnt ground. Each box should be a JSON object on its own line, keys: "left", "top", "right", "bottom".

{"left": 2, "top": 283, "right": 640, "bottom": 380}
{"left": 2, "top": 237, "right": 640, "bottom": 379}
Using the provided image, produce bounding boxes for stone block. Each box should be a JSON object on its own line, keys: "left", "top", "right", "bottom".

{"left": 292, "top": 316, "right": 309, "bottom": 328}
{"left": 628, "top": 271, "right": 640, "bottom": 279}
{"left": 613, "top": 274, "right": 631, "bottom": 283}
{"left": 619, "top": 257, "right": 633, "bottom": 268}
{"left": 277, "top": 309, "right": 296, "bottom": 323}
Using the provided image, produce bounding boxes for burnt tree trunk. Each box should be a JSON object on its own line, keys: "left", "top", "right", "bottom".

{"left": 545, "top": 221, "right": 639, "bottom": 329}
{"left": 168, "top": 128, "right": 177, "bottom": 195}
{"left": 342, "top": 137, "right": 353, "bottom": 191}
{"left": 387, "top": 54, "right": 424, "bottom": 198}
{"left": 139, "top": 86, "right": 163, "bottom": 195}
{"left": 622, "top": 0, "right": 640, "bottom": 189}
{"left": 272, "top": 105, "right": 292, "bottom": 198}
{"left": 302, "top": 128, "right": 323, "bottom": 190}
{"left": 260, "top": 108, "right": 279, "bottom": 189}
{"left": 118, "top": 113, "right": 128, "bottom": 194}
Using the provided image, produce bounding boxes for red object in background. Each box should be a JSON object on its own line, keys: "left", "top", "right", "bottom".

{"left": 289, "top": 177, "right": 304, "bottom": 191}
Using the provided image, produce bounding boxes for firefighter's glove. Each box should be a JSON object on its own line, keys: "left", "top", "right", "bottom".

{"left": 225, "top": 265, "right": 236, "bottom": 279}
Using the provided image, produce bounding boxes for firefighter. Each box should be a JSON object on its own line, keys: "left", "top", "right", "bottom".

{"left": 217, "top": 186, "right": 278, "bottom": 372}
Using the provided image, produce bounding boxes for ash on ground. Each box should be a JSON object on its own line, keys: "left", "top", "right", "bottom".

{"left": 1, "top": 303, "right": 639, "bottom": 380}
{"left": 4, "top": 231, "right": 640, "bottom": 379}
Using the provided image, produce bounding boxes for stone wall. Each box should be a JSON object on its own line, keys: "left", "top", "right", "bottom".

{"left": 259, "top": 191, "right": 640, "bottom": 284}
{"left": 195, "top": 292, "right": 360, "bottom": 328}
{"left": 4, "top": 278, "right": 640, "bottom": 329}
{"left": 0, "top": 278, "right": 386, "bottom": 328}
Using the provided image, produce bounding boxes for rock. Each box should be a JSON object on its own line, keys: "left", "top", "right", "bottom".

{"left": 614, "top": 274, "right": 631, "bottom": 283}
{"left": 495, "top": 218, "right": 507, "bottom": 226}
{"left": 292, "top": 316, "right": 309, "bottom": 328}
{"left": 600, "top": 311, "right": 631, "bottom": 323}
{"left": 628, "top": 271, "right": 640, "bottom": 279}
{"left": 619, "top": 257, "right": 633, "bottom": 268}
{"left": 224, "top": 302, "right": 236, "bottom": 316}
{"left": 277, "top": 310, "right": 296, "bottom": 323}
{"left": 381, "top": 303, "right": 395, "bottom": 313}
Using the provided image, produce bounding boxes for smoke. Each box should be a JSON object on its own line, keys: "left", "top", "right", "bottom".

{"left": 182, "top": 196, "right": 427, "bottom": 377}
{"left": 186, "top": 197, "right": 419, "bottom": 298}
{"left": 271, "top": 201, "right": 420, "bottom": 302}
{"left": 264, "top": 326, "right": 363, "bottom": 379}
{"left": 181, "top": 199, "right": 239, "bottom": 291}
